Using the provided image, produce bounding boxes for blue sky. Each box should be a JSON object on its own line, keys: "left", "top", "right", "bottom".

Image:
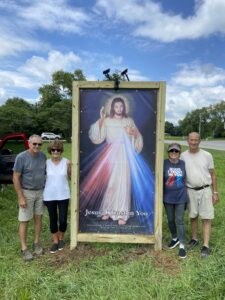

{"left": 1, "top": 0, "right": 225, "bottom": 124}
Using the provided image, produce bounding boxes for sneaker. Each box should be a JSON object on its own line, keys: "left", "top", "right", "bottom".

{"left": 58, "top": 240, "right": 65, "bottom": 251}
{"left": 21, "top": 249, "right": 33, "bottom": 262}
{"left": 168, "top": 239, "right": 180, "bottom": 249}
{"left": 179, "top": 248, "right": 187, "bottom": 259}
{"left": 201, "top": 246, "right": 211, "bottom": 258}
{"left": 187, "top": 239, "right": 199, "bottom": 250}
{"left": 50, "top": 243, "right": 58, "bottom": 253}
{"left": 33, "top": 242, "right": 44, "bottom": 255}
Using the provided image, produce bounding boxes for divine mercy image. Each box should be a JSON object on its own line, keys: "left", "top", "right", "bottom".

{"left": 78, "top": 89, "right": 157, "bottom": 235}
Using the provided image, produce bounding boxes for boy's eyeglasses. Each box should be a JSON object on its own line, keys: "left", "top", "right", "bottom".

{"left": 32, "top": 143, "right": 42, "bottom": 146}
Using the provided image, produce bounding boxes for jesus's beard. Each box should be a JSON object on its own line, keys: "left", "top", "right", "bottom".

{"left": 114, "top": 112, "right": 123, "bottom": 117}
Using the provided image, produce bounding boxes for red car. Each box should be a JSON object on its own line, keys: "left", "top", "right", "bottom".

{"left": 0, "top": 133, "right": 29, "bottom": 183}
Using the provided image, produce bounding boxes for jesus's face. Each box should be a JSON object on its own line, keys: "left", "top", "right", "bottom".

{"left": 113, "top": 101, "right": 124, "bottom": 116}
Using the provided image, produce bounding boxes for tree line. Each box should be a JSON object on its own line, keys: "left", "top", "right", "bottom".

{"left": 0, "top": 69, "right": 224, "bottom": 139}
{"left": 165, "top": 101, "right": 225, "bottom": 138}
{"left": 0, "top": 69, "right": 128, "bottom": 140}
{"left": 0, "top": 70, "right": 85, "bottom": 139}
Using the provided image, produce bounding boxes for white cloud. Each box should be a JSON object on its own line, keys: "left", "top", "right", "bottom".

{"left": 166, "top": 62, "right": 225, "bottom": 123}
{"left": 11, "top": 0, "right": 89, "bottom": 33}
{"left": 0, "top": 50, "right": 82, "bottom": 103}
{"left": 19, "top": 50, "right": 81, "bottom": 80}
{"left": 128, "top": 69, "right": 149, "bottom": 81}
{"left": 0, "top": 19, "right": 49, "bottom": 57}
{"left": 171, "top": 63, "right": 225, "bottom": 87}
{"left": 18, "top": 0, "right": 90, "bottom": 33}
{"left": 86, "top": 74, "right": 98, "bottom": 81}
{"left": 0, "top": 71, "right": 37, "bottom": 89}
{"left": 95, "top": 0, "right": 225, "bottom": 42}
{"left": 112, "top": 56, "right": 123, "bottom": 65}
{"left": 0, "top": 0, "right": 90, "bottom": 58}
{"left": 0, "top": 88, "right": 7, "bottom": 101}
{"left": 79, "top": 51, "right": 125, "bottom": 78}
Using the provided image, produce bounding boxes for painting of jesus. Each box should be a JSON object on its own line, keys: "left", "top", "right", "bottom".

{"left": 79, "top": 89, "right": 157, "bottom": 235}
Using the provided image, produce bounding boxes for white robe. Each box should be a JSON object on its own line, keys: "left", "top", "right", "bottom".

{"left": 89, "top": 117, "right": 143, "bottom": 221}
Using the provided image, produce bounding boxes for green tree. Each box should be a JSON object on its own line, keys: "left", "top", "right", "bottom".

{"left": 165, "top": 121, "right": 175, "bottom": 135}
{"left": 37, "top": 69, "right": 86, "bottom": 138}
{"left": 208, "top": 101, "right": 225, "bottom": 137}
{"left": 36, "top": 100, "right": 72, "bottom": 139}
{"left": 0, "top": 97, "right": 35, "bottom": 137}
{"left": 39, "top": 84, "right": 62, "bottom": 109}
{"left": 52, "top": 69, "right": 86, "bottom": 98}
{"left": 39, "top": 69, "right": 86, "bottom": 109}
{"left": 178, "top": 101, "right": 225, "bottom": 138}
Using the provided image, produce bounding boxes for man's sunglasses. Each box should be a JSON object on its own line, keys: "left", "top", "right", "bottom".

{"left": 32, "top": 143, "right": 42, "bottom": 146}
{"left": 168, "top": 149, "right": 180, "bottom": 153}
{"left": 51, "top": 149, "right": 61, "bottom": 153}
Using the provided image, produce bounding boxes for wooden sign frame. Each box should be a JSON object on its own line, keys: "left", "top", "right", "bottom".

{"left": 71, "top": 81, "right": 166, "bottom": 250}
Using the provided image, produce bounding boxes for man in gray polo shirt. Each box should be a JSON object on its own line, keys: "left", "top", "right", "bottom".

{"left": 13, "top": 134, "right": 46, "bottom": 261}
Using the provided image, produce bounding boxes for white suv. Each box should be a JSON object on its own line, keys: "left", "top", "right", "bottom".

{"left": 41, "top": 132, "right": 61, "bottom": 140}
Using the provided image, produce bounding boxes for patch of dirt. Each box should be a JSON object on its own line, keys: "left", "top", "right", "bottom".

{"left": 41, "top": 243, "right": 110, "bottom": 268}
{"left": 39, "top": 243, "right": 182, "bottom": 276}
{"left": 151, "top": 250, "right": 182, "bottom": 276}
{"left": 115, "top": 245, "right": 182, "bottom": 276}
{"left": 116, "top": 244, "right": 152, "bottom": 263}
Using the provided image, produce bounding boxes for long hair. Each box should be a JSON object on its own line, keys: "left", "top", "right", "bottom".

{"left": 109, "top": 97, "right": 128, "bottom": 118}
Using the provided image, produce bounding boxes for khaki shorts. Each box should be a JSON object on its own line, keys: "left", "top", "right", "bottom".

{"left": 187, "top": 187, "right": 214, "bottom": 219}
{"left": 18, "top": 189, "right": 44, "bottom": 222}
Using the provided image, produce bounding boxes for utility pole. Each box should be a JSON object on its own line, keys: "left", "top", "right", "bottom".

{"left": 199, "top": 114, "right": 202, "bottom": 136}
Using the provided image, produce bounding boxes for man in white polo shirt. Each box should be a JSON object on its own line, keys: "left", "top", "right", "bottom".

{"left": 180, "top": 132, "right": 219, "bottom": 257}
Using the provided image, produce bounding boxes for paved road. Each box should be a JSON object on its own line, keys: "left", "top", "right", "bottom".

{"left": 165, "top": 140, "right": 225, "bottom": 151}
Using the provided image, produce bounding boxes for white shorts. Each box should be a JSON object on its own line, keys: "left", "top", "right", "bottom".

{"left": 187, "top": 187, "right": 214, "bottom": 219}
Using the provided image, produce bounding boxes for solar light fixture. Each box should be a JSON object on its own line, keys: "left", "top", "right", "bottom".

{"left": 121, "top": 68, "right": 130, "bottom": 81}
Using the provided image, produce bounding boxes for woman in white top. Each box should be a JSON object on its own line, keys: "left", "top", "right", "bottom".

{"left": 43, "top": 141, "right": 71, "bottom": 253}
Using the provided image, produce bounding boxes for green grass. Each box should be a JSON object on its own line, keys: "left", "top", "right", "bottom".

{"left": 1, "top": 144, "right": 225, "bottom": 299}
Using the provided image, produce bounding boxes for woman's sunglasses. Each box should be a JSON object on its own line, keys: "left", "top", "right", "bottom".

{"left": 168, "top": 149, "right": 180, "bottom": 153}
{"left": 51, "top": 149, "right": 61, "bottom": 153}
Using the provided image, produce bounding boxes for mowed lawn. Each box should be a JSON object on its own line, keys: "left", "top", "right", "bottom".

{"left": 0, "top": 143, "right": 225, "bottom": 299}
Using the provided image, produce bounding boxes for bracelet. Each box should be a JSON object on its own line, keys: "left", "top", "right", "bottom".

{"left": 213, "top": 192, "right": 218, "bottom": 194}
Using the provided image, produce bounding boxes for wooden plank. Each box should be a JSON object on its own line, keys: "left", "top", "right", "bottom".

{"left": 77, "top": 233, "right": 155, "bottom": 244}
{"left": 70, "top": 81, "right": 80, "bottom": 249}
{"left": 154, "top": 81, "right": 166, "bottom": 250}
{"left": 74, "top": 81, "right": 161, "bottom": 89}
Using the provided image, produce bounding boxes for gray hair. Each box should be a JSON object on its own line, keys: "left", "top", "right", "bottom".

{"left": 187, "top": 132, "right": 200, "bottom": 140}
{"left": 29, "top": 134, "right": 41, "bottom": 143}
